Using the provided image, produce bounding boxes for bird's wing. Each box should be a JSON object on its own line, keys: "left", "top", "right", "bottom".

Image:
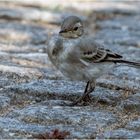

{"left": 79, "top": 40, "right": 122, "bottom": 63}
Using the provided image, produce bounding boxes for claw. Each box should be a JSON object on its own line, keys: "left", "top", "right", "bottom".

{"left": 68, "top": 94, "right": 92, "bottom": 106}
{"left": 65, "top": 81, "right": 95, "bottom": 106}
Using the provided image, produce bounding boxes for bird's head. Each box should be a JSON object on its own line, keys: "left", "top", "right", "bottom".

{"left": 59, "top": 16, "right": 84, "bottom": 39}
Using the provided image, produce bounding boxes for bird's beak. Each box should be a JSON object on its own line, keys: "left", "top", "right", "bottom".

{"left": 59, "top": 30, "right": 65, "bottom": 34}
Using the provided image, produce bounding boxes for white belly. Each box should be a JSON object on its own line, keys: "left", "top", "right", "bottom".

{"left": 58, "top": 62, "right": 114, "bottom": 81}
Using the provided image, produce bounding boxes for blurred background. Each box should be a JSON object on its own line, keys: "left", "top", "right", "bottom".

{"left": 0, "top": 0, "right": 139, "bottom": 77}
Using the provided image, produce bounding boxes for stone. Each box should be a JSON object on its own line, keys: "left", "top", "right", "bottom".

{"left": 92, "top": 87, "right": 122, "bottom": 105}
{"left": 0, "top": 117, "right": 47, "bottom": 138}
{"left": 102, "top": 128, "right": 140, "bottom": 139}
{"left": 0, "top": 95, "right": 10, "bottom": 110}
{"left": 5, "top": 104, "right": 117, "bottom": 138}
{"left": 0, "top": 128, "right": 12, "bottom": 139}
{"left": 125, "top": 118, "right": 140, "bottom": 132}
{"left": 5, "top": 79, "right": 123, "bottom": 106}
{"left": 120, "top": 93, "right": 140, "bottom": 112}
{"left": 0, "top": 0, "right": 140, "bottom": 139}
{"left": 0, "top": 7, "right": 62, "bottom": 24}
{"left": 0, "top": 20, "right": 48, "bottom": 45}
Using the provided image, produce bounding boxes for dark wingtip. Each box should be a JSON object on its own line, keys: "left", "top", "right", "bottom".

{"left": 115, "top": 53, "right": 123, "bottom": 58}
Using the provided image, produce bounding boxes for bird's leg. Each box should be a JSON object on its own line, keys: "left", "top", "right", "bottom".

{"left": 70, "top": 80, "right": 96, "bottom": 106}
{"left": 82, "top": 80, "right": 96, "bottom": 102}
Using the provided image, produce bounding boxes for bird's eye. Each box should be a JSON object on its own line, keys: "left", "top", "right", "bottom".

{"left": 52, "top": 48, "right": 58, "bottom": 56}
{"left": 73, "top": 27, "right": 78, "bottom": 31}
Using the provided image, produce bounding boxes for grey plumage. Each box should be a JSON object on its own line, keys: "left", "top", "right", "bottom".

{"left": 47, "top": 16, "right": 140, "bottom": 105}
{"left": 61, "top": 16, "right": 82, "bottom": 32}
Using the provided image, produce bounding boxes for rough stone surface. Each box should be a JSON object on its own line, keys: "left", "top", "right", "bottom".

{"left": 0, "top": 0, "right": 140, "bottom": 139}
{"left": 125, "top": 118, "right": 140, "bottom": 132}
{"left": 120, "top": 93, "right": 140, "bottom": 112}
{"left": 102, "top": 129, "right": 140, "bottom": 139}
{"left": 0, "top": 95, "right": 10, "bottom": 110}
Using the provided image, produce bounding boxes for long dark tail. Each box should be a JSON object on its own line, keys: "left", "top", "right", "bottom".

{"left": 107, "top": 59, "right": 140, "bottom": 68}
{"left": 116, "top": 59, "right": 140, "bottom": 67}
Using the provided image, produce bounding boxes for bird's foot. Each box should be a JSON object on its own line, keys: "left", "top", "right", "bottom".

{"left": 69, "top": 95, "right": 92, "bottom": 106}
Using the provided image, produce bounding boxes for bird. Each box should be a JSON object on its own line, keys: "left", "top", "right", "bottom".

{"left": 47, "top": 16, "right": 140, "bottom": 106}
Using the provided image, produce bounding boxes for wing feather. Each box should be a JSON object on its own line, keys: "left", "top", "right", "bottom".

{"left": 80, "top": 41, "right": 122, "bottom": 63}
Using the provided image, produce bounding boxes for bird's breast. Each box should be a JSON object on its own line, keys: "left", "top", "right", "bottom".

{"left": 59, "top": 40, "right": 76, "bottom": 61}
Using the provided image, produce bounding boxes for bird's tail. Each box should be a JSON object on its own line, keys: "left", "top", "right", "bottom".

{"left": 112, "top": 59, "right": 140, "bottom": 68}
